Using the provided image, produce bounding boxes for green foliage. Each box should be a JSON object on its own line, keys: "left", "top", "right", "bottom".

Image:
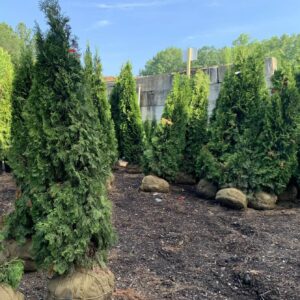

{"left": 0, "top": 259, "right": 24, "bottom": 289}
{"left": 194, "top": 46, "right": 232, "bottom": 68}
{"left": 0, "top": 233, "right": 24, "bottom": 289}
{"left": 142, "top": 33, "right": 300, "bottom": 75}
{"left": 83, "top": 46, "right": 117, "bottom": 168}
{"left": 7, "top": 0, "right": 116, "bottom": 275}
{"left": 144, "top": 74, "right": 191, "bottom": 181}
{"left": 143, "top": 119, "right": 157, "bottom": 145}
{"left": 198, "top": 48, "right": 268, "bottom": 191}
{"left": 198, "top": 48, "right": 300, "bottom": 194}
{"left": 184, "top": 70, "right": 209, "bottom": 177}
{"left": 0, "top": 47, "right": 14, "bottom": 162}
{"left": 111, "top": 62, "right": 144, "bottom": 164}
{"left": 9, "top": 43, "right": 34, "bottom": 186}
{"left": 0, "top": 22, "right": 33, "bottom": 65}
{"left": 140, "top": 47, "right": 184, "bottom": 76}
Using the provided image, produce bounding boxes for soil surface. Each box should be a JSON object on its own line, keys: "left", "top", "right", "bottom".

{"left": 0, "top": 170, "right": 300, "bottom": 300}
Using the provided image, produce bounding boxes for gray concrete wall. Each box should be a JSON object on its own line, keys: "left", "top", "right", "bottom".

{"left": 106, "top": 58, "right": 277, "bottom": 121}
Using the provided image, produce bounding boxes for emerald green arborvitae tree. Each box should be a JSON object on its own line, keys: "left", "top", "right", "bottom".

{"left": 9, "top": 44, "right": 34, "bottom": 186}
{"left": 197, "top": 47, "right": 269, "bottom": 191}
{"left": 255, "top": 68, "right": 300, "bottom": 193}
{"left": 184, "top": 70, "right": 209, "bottom": 178}
{"left": 110, "top": 62, "right": 144, "bottom": 165}
{"left": 7, "top": 0, "right": 115, "bottom": 275}
{"left": 84, "top": 46, "right": 117, "bottom": 168}
{"left": 198, "top": 48, "right": 300, "bottom": 194}
{"left": 144, "top": 74, "right": 191, "bottom": 181}
{"left": 0, "top": 47, "right": 14, "bottom": 164}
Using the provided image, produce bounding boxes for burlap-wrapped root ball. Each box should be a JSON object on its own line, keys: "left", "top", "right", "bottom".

{"left": 0, "top": 284, "right": 24, "bottom": 300}
{"left": 47, "top": 267, "right": 115, "bottom": 300}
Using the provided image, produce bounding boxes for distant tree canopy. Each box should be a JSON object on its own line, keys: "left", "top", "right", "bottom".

{"left": 140, "top": 47, "right": 184, "bottom": 76}
{"left": 0, "top": 22, "right": 33, "bottom": 65}
{"left": 140, "top": 34, "right": 300, "bottom": 75}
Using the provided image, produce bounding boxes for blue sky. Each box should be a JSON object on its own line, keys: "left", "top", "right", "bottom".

{"left": 1, "top": 0, "right": 300, "bottom": 75}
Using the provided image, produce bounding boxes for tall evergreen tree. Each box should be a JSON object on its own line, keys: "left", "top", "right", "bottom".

{"left": 7, "top": 0, "right": 115, "bottom": 275}
{"left": 83, "top": 46, "right": 117, "bottom": 168}
{"left": 0, "top": 47, "right": 14, "bottom": 164}
{"left": 198, "top": 48, "right": 300, "bottom": 194}
{"left": 255, "top": 69, "right": 300, "bottom": 193}
{"left": 184, "top": 70, "right": 209, "bottom": 177}
{"left": 110, "top": 62, "right": 144, "bottom": 165}
{"left": 197, "top": 47, "right": 269, "bottom": 191}
{"left": 9, "top": 44, "right": 34, "bottom": 185}
{"left": 144, "top": 74, "right": 191, "bottom": 181}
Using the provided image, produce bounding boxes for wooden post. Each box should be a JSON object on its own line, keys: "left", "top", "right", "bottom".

{"left": 186, "top": 48, "right": 192, "bottom": 78}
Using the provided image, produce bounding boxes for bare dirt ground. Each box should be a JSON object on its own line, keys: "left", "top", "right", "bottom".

{"left": 0, "top": 170, "right": 300, "bottom": 300}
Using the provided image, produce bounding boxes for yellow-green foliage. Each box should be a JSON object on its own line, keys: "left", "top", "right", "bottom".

{"left": 0, "top": 47, "right": 14, "bottom": 161}
{"left": 0, "top": 233, "right": 24, "bottom": 289}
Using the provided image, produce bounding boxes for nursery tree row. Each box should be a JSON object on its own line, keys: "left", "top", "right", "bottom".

{"left": 143, "top": 44, "right": 300, "bottom": 198}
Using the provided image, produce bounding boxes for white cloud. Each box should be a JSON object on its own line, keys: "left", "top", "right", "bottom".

{"left": 94, "top": 20, "right": 111, "bottom": 27}
{"left": 86, "top": 19, "right": 112, "bottom": 31}
{"left": 95, "top": 1, "right": 174, "bottom": 10}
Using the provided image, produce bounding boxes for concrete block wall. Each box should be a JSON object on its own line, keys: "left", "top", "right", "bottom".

{"left": 106, "top": 58, "right": 277, "bottom": 121}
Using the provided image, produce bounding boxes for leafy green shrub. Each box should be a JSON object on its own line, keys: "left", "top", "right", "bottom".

{"left": 0, "top": 47, "right": 14, "bottom": 162}
{"left": 0, "top": 234, "right": 24, "bottom": 289}
{"left": 111, "top": 62, "right": 144, "bottom": 164}
{"left": 144, "top": 74, "right": 191, "bottom": 181}
{"left": 7, "top": 0, "right": 116, "bottom": 275}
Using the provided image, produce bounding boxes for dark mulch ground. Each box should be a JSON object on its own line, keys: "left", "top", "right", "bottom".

{"left": 1, "top": 170, "right": 300, "bottom": 300}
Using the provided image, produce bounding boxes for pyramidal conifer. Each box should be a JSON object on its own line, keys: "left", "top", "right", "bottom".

{"left": 184, "top": 70, "right": 209, "bottom": 178}
{"left": 198, "top": 47, "right": 269, "bottom": 191}
{"left": 110, "top": 62, "right": 144, "bottom": 165}
{"left": 7, "top": 0, "right": 115, "bottom": 275}
{"left": 9, "top": 44, "right": 34, "bottom": 186}
{"left": 255, "top": 68, "right": 300, "bottom": 193}
{"left": 144, "top": 74, "right": 191, "bottom": 181}
{"left": 83, "top": 46, "right": 117, "bottom": 169}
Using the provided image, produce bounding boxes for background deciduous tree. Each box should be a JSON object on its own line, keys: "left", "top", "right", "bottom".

{"left": 140, "top": 47, "right": 184, "bottom": 76}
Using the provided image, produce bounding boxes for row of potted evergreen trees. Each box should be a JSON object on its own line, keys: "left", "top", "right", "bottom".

{"left": 1, "top": 0, "right": 300, "bottom": 296}
{"left": 141, "top": 46, "right": 300, "bottom": 201}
